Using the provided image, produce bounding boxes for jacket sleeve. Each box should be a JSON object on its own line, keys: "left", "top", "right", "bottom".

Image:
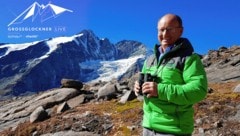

{"left": 157, "top": 54, "right": 208, "bottom": 105}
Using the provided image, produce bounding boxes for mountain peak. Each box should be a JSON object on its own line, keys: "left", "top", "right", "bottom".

{"left": 79, "top": 29, "right": 98, "bottom": 38}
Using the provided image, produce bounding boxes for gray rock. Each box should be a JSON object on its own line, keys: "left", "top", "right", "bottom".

{"left": 97, "top": 82, "right": 117, "bottom": 100}
{"left": 119, "top": 90, "right": 136, "bottom": 104}
{"left": 30, "top": 106, "right": 49, "bottom": 123}
{"left": 205, "top": 65, "right": 240, "bottom": 82}
{"left": 57, "top": 102, "right": 70, "bottom": 114}
{"left": 67, "top": 94, "right": 86, "bottom": 108}
{"left": 61, "top": 79, "right": 83, "bottom": 90}
{"left": 233, "top": 84, "right": 240, "bottom": 93}
{"left": 34, "top": 88, "right": 80, "bottom": 108}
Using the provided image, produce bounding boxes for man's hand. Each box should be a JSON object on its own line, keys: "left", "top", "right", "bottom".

{"left": 142, "top": 82, "right": 158, "bottom": 98}
{"left": 133, "top": 81, "right": 141, "bottom": 96}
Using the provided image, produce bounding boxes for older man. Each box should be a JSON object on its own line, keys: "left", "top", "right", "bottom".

{"left": 134, "top": 13, "right": 208, "bottom": 136}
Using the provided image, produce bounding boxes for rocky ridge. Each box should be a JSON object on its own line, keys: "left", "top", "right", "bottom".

{"left": 202, "top": 45, "right": 240, "bottom": 82}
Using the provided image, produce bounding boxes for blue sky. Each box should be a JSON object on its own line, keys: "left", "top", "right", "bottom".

{"left": 0, "top": 0, "right": 240, "bottom": 54}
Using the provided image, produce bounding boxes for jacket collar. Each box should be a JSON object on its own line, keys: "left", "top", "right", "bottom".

{"left": 154, "top": 37, "right": 194, "bottom": 58}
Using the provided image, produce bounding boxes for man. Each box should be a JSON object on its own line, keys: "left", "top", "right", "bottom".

{"left": 134, "top": 13, "right": 208, "bottom": 136}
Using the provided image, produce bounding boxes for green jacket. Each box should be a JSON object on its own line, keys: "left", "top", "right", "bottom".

{"left": 141, "top": 38, "right": 207, "bottom": 135}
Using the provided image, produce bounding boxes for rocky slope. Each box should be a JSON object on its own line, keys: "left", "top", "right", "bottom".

{"left": 203, "top": 46, "right": 240, "bottom": 82}
{"left": 0, "top": 46, "right": 239, "bottom": 136}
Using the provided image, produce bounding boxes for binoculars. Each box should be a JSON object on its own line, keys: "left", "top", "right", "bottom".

{"left": 138, "top": 73, "right": 156, "bottom": 95}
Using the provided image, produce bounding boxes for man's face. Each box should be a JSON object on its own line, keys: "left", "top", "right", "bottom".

{"left": 157, "top": 16, "right": 183, "bottom": 47}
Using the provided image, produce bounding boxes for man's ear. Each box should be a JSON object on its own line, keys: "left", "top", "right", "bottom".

{"left": 180, "top": 27, "right": 184, "bottom": 35}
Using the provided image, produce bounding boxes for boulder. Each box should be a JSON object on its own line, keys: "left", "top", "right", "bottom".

{"left": 30, "top": 106, "right": 49, "bottom": 123}
{"left": 97, "top": 82, "right": 117, "bottom": 100}
{"left": 119, "top": 90, "right": 136, "bottom": 104}
{"left": 61, "top": 79, "right": 83, "bottom": 90}
{"left": 67, "top": 94, "right": 86, "bottom": 108}
{"left": 57, "top": 102, "right": 70, "bottom": 114}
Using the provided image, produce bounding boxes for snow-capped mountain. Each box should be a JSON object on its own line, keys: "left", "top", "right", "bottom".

{"left": 0, "top": 30, "right": 148, "bottom": 96}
